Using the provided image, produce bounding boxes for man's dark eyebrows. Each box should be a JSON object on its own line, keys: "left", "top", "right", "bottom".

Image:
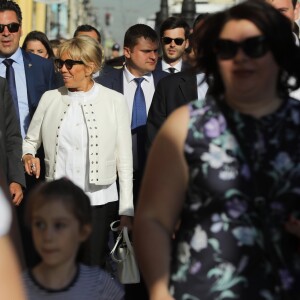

{"left": 141, "top": 49, "right": 158, "bottom": 53}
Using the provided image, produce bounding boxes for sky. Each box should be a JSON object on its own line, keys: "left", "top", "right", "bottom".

{"left": 91, "top": 0, "right": 161, "bottom": 46}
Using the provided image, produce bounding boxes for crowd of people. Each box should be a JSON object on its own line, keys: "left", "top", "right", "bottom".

{"left": 2, "top": 0, "right": 300, "bottom": 299}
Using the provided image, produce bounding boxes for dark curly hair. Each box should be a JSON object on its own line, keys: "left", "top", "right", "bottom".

{"left": 159, "top": 17, "right": 190, "bottom": 39}
{"left": 194, "top": 0, "right": 300, "bottom": 98}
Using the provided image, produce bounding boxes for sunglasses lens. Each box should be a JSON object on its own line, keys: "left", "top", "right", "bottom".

{"left": 174, "top": 38, "right": 184, "bottom": 46}
{"left": 8, "top": 23, "right": 20, "bottom": 33}
{"left": 215, "top": 40, "right": 237, "bottom": 60}
{"left": 243, "top": 36, "right": 268, "bottom": 58}
{"left": 64, "top": 60, "right": 73, "bottom": 70}
{"left": 162, "top": 37, "right": 172, "bottom": 44}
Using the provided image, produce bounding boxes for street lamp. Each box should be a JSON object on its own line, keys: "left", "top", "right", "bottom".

{"left": 155, "top": 0, "right": 169, "bottom": 33}
{"left": 181, "top": 0, "right": 196, "bottom": 27}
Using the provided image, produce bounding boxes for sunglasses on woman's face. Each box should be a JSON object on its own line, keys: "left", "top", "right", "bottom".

{"left": 214, "top": 36, "right": 269, "bottom": 60}
{"left": 0, "top": 23, "right": 20, "bottom": 33}
{"left": 162, "top": 37, "right": 185, "bottom": 46}
{"left": 54, "top": 59, "right": 84, "bottom": 70}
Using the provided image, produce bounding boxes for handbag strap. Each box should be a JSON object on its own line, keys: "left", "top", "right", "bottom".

{"left": 110, "top": 229, "right": 124, "bottom": 263}
{"left": 122, "top": 227, "right": 134, "bottom": 253}
{"left": 110, "top": 220, "right": 120, "bottom": 232}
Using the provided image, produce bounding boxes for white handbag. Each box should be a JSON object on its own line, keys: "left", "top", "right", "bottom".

{"left": 110, "top": 223, "right": 140, "bottom": 284}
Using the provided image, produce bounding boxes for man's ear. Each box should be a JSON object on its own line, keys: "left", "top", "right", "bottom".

{"left": 185, "top": 39, "right": 190, "bottom": 50}
{"left": 124, "top": 47, "right": 131, "bottom": 59}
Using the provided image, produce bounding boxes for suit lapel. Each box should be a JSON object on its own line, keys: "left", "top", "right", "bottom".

{"left": 179, "top": 73, "right": 198, "bottom": 102}
{"left": 21, "top": 50, "right": 35, "bottom": 115}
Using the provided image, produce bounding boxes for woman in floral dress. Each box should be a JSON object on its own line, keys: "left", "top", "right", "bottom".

{"left": 134, "top": 1, "right": 300, "bottom": 299}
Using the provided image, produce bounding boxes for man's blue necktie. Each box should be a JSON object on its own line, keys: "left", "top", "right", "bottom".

{"left": 3, "top": 59, "right": 19, "bottom": 119}
{"left": 131, "top": 77, "right": 146, "bottom": 130}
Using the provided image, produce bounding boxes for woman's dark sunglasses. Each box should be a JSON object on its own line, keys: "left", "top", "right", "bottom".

{"left": 214, "top": 36, "right": 269, "bottom": 60}
{"left": 54, "top": 59, "right": 84, "bottom": 70}
{"left": 162, "top": 37, "right": 185, "bottom": 46}
{"left": 0, "top": 23, "right": 20, "bottom": 33}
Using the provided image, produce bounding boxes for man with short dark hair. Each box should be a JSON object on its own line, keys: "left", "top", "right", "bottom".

{"left": 98, "top": 24, "right": 167, "bottom": 182}
{"left": 0, "top": 0, "right": 57, "bottom": 185}
{"left": 147, "top": 14, "right": 209, "bottom": 149}
{"left": 157, "top": 16, "right": 190, "bottom": 73}
{"left": 98, "top": 23, "right": 167, "bottom": 300}
{"left": 73, "top": 24, "right": 101, "bottom": 43}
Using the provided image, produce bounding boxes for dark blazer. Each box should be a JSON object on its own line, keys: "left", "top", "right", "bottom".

{"left": 146, "top": 70, "right": 198, "bottom": 149}
{"left": 96, "top": 66, "right": 168, "bottom": 93}
{"left": 0, "top": 77, "right": 25, "bottom": 187}
{"left": 22, "top": 50, "right": 58, "bottom": 116}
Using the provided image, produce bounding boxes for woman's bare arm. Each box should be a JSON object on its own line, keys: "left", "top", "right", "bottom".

{"left": 133, "top": 105, "right": 190, "bottom": 300}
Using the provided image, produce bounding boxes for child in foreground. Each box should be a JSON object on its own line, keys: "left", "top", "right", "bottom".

{"left": 22, "top": 178, "right": 124, "bottom": 300}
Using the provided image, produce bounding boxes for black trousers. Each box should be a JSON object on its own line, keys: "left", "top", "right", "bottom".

{"left": 82, "top": 201, "right": 118, "bottom": 267}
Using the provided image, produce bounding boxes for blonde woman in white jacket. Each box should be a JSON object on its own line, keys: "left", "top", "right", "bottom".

{"left": 22, "top": 36, "right": 133, "bottom": 267}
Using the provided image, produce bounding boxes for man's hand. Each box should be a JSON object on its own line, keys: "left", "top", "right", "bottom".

{"left": 9, "top": 182, "right": 23, "bottom": 206}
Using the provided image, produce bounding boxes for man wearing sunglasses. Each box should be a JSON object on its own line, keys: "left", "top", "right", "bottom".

{"left": 146, "top": 15, "right": 209, "bottom": 150}
{"left": 0, "top": 1, "right": 57, "bottom": 138}
{"left": 156, "top": 17, "right": 190, "bottom": 74}
{"left": 0, "top": 0, "right": 58, "bottom": 268}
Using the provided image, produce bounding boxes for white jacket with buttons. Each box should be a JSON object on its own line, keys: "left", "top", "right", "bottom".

{"left": 23, "top": 83, "right": 134, "bottom": 216}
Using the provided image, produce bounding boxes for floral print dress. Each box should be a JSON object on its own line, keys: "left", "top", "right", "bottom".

{"left": 170, "top": 96, "right": 300, "bottom": 300}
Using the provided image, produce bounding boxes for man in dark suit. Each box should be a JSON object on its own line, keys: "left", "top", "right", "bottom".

{"left": 0, "top": 0, "right": 57, "bottom": 268}
{"left": 98, "top": 24, "right": 167, "bottom": 181}
{"left": 0, "top": 77, "right": 25, "bottom": 205}
{"left": 156, "top": 17, "right": 191, "bottom": 74}
{"left": 147, "top": 13, "right": 211, "bottom": 149}
{"left": 0, "top": 1, "right": 57, "bottom": 139}
{"left": 0, "top": 0, "right": 56, "bottom": 195}
{"left": 98, "top": 24, "right": 167, "bottom": 300}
